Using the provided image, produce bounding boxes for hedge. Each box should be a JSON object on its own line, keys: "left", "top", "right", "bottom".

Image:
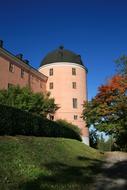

{"left": 56, "top": 119, "right": 81, "bottom": 136}
{"left": 0, "top": 104, "right": 81, "bottom": 141}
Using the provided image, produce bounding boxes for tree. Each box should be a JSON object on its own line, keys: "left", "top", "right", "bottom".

{"left": 0, "top": 86, "right": 58, "bottom": 117}
{"left": 115, "top": 55, "right": 127, "bottom": 76}
{"left": 89, "top": 129, "right": 99, "bottom": 149}
{"left": 83, "top": 74, "right": 127, "bottom": 149}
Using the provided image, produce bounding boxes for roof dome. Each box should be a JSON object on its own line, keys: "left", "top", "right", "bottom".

{"left": 40, "top": 46, "right": 84, "bottom": 67}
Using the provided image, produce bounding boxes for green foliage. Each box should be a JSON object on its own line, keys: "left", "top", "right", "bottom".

{"left": 83, "top": 96, "right": 127, "bottom": 134}
{"left": 56, "top": 119, "right": 81, "bottom": 136}
{"left": 97, "top": 134, "right": 105, "bottom": 152}
{"left": 114, "top": 130, "right": 127, "bottom": 151}
{"left": 82, "top": 74, "right": 127, "bottom": 150}
{"left": 0, "top": 136, "right": 102, "bottom": 190}
{"left": 115, "top": 55, "right": 127, "bottom": 76}
{"left": 97, "top": 134, "right": 115, "bottom": 152}
{"left": 89, "top": 130, "right": 115, "bottom": 151}
{"left": 0, "top": 86, "right": 58, "bottom": 117}
{"left": 0, "top": 104, "right": 81, "bottom": 141}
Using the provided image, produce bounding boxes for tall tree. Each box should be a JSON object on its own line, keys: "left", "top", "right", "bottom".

{"left": 83, "top": 74, "right": 127, "bottom": 149}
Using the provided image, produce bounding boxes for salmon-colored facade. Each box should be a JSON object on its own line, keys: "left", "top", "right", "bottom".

{"left": 0, "top": 42, "right": 47, "bottom": 93}
{"left": 39, "top": 62, "right": 89, "bottom": 145}
{"left": 0, "top": 41, "right": 89, "bottom": 145}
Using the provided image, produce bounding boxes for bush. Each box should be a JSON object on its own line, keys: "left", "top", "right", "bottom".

{"left": 0, "top": 104, "right": 81, "bottom": 141}
{"left": 0, "top": 85, "right": 58, "bottom": 117}
{"left": 56, "top": 119, "right": 81, "bottom": 135}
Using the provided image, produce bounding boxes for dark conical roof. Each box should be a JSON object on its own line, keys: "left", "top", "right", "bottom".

{"left": 40, "top": 46, "right": 84, "bottom": 67}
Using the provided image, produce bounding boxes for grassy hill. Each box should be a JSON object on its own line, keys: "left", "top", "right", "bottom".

{"left": 0, "top": 136, "right": 103, "bottom": 190}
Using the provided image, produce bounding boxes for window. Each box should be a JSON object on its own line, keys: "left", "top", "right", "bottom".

{"left": 21, "top": 69, "right": 25, "bottom": 78}
{"left": 72, "top": 82, "right": 76, "bottom": 89}
{"left": 49, "top": 82, "right": 53, "bottom": 89}
{"left": 73, "top": 98, "right": 77, "bottom": 108}
{"left": 49, "top": 68, "right": 53, "bottom": 76}
{"left": 9, "top": 63, "right": 14, "bottom": 72}
{"left": 8, "top": 83, "right": 14, "bottom": 89}
{"left": 74, "top": 115, "right": 78, "bottom": 120}
{"left": 49, "top": 115, "right": 54, "bottom": 120}
{"left": 40, "top": 81, "right": 43, "bottom": 88}
{"left": 72, "top": 68, "right": 76, "bottom": 75}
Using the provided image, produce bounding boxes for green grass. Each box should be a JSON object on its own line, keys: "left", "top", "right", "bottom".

{"left": 0, "top": 136, "right": 103, "bottom": 190}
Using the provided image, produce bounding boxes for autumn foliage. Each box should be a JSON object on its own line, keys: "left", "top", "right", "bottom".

{"left": 97, "top": 75, "right": 127, "bottom": 101}
{"left": 83, "top": 74, "right": 127, "bottom": 149}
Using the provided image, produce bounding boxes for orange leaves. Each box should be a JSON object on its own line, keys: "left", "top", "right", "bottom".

{"left": 96, "top": 75, "right": 127, "bottom": 104}
{"left": 82, "top": 72, "right": 127, "bottom": 141}
{"left": 108, "top": 75, "right": 127, "bottom": 93}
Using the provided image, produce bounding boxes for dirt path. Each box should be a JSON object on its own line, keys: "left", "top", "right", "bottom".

{"left": 93, "top": 152, "right": 127, "bottom": 190}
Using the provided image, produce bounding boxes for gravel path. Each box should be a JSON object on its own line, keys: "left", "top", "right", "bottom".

{"left": 93, "top": 152, "right": 127, "bottom": 190}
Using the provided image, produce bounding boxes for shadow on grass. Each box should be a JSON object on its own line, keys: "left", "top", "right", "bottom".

{"left": 103, "top": 160, "right": 127, "bottom": 179}
{"left": 92, "top": 159, "right": 127, "bottom": 190}
{"left": 19, "top": 157, "right": 103, "bottom": 190}
{"left": 101, "top": 160, "right": 127, "bottom": 190}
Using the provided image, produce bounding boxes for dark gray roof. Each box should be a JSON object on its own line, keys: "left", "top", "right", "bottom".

{"left": 40, "top": 46, "right": 84, "bottom": 67}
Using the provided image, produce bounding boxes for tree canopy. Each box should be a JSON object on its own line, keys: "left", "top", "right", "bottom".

{"left": 0, "top": 86, "right": 59, "bottom": 117}
{"left": 83, "top": 73, "right": 127, "bottom": 150}
{"left": 115, "top": 55, "right": 127, "bottom": 76}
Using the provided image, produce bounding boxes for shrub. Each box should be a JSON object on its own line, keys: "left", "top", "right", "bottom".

{"left": 0, "top": 104, "right": 81, "bottom": 141}
{"left": 56, "top": 119, "right": 81, "bottom": 136}
{"left": 0, "top": 86, "right": 58, "bottom": 117}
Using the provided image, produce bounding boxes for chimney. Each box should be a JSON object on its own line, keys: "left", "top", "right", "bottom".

{"left": 0, "top": 40, "right": 3, "bottom": 48}
{"left": 16, "top": 53, "right": 23, "bottom": 60}
{"left": 24, "top": 59, "right": 29, "bottom": 65}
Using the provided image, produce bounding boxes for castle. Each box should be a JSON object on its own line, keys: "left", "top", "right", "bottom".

{"left": 0, "top": 41, "right": 89, "bottom": 145}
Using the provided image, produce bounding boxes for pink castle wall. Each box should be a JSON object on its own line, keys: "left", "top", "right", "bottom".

{"left": 0, "top": 43, "right": 89, "bottom": 145}
{"left": 39, "top": 62, "right": 89, "bottom": 144}
{"left": 0, "top": 53, "right": 47, "bottom": 93}
{"left": 0, "top": 56, "right": 29, "bottom": 89}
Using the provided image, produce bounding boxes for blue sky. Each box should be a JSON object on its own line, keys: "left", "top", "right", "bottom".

{"left": 1, "top": 0, "right": 127, "bottom": 100}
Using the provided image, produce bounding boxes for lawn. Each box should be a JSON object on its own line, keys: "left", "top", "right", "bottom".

{"left": 0, "top": 136, "right": 103, "bottom": 190}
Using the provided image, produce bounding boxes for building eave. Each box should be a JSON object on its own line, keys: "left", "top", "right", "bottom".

{"left": 0, "top": 47, "right": 48, "bottom": 82}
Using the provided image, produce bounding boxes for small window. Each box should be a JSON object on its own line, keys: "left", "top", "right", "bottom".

{"left": 49, "top": 82, "right": 53, "bottom": 89}
{"left": 72, "top": 68, "right": 76, "bottom": 75}
{"left": 40, "top": 81, "right": 43, "bottom": 88}
{"left": 21, "top": 69, "right": 25, "bottom": 78}
{"left": 73, "top": 98, "right": 77, "bottom": 108}
{"left": 49, "top": 115, "right": 54, "bottom": 120}
{"left": 9, "top": 63, "right": 14, "bottom": 72}
{"left": 49, "top": 68, "right": 53, "bottom": 76}
{"left": 74, "top": 115, "right": 78, "bottom": 120}
{"left": 31, "top": 75, "right": 34, "bottom": 80}
{"left": 8, "top": 83, "right": 14, "bottom": 89}
{"left": 72, "top": 82, "right": 76, "bottom": 89}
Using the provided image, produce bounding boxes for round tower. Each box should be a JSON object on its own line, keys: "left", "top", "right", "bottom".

{"left": 39, "top": 46, "right": 89, "bottom": 145}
